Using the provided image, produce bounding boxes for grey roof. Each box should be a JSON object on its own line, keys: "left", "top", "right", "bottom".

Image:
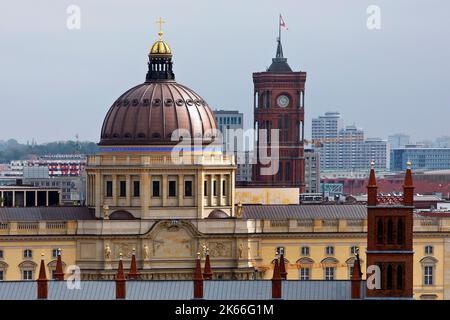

{"left": 0, "top": 280, "right": 360, "bottom": 300}
{"left": 0, "top": 206, "right": 96, "bottom": 222}
{"left": 242, "top": 204, "right": 367, "bottom": 220}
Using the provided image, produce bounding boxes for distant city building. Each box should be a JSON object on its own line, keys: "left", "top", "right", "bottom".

{"left": 1, "top": 155, "right": 87, "bottom": 205}
{"left": 312, "top": 112, "right": 387, "bottom": 171}
{"left": 0, "top": 180, "right": 60, "bottom": 207}
{"left": 311, "top": 112, "right": 342, "bottom": 170}
{"left": 391, "top": 147, "right": 450, "bottom": 172}
{"left": 304, "top": 149, "right": 320, "bottom": 193}
{"left": 388, "top": 133, "right": 410, "bottom": 149}
{"left": 236, "top": 151, "right": 252, "bottom": 182}
{"left": 363, "top": 138, "right": 389, "bottom": 169}
{"left": 213, "top": 110, "right": 247, "bottom": 181}
{"left": 436, "top": 136, "right": 450, "bottom": 148}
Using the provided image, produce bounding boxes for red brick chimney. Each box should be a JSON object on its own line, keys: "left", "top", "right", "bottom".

{"left": 128, "top": 249, "right": 140, "bottom": 280}
{"left": 403, "top": 161, "right": 414, "bottom": 206}
{"left": 367, "top": 160, "right": 378, "bottom": 206}
{"left": 54, "top": 248, "right": 64, "bottom": 281}
{"left": 193, "top": 253, "right": 204, "bottom": 299}
{"left": 116, "top": 253, "right": 126, "bottom": 299}
{"left": 37, "top": 254, "right": 48, "bottom": 299}
{"left": 351, "top": 252, "right": 363, "bottom": 299}
{"left": 203, "top": 250, "right": 213, "bottom": 280}
{"left": 279, "top": 253, "right": 287, "bottom": 280}
{"left": 272, "top": 257, "right": 282, "bottom": 299}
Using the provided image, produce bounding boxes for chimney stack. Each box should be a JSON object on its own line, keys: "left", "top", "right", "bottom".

{"left": 203, "top": 250, "right": 213, "bottom": 280}
{"left": 115, "top": 253, "right": 126, "bottom": 299}
{"left": 271, "top": 257, "right": 282, "bottom": 299}
{"left": 54, "top": 248, "right": 64, "bottom": 281}
{"left": 37, "top": 254, "right": 48, "bottom": 299}
{"left": 128, "top": 248, "right": 140, "bottom": 280}
{"left": 193, "top": 253, "right": 204, "bottom": 299}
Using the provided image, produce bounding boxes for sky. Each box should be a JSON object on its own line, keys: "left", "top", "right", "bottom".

{"left": 0, "top": 0, "right": 449, "bottom": 144}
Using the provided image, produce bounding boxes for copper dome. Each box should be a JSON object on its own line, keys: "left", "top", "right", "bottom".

{"left": 99, "top": 32, "right": 217, "bottom": 146}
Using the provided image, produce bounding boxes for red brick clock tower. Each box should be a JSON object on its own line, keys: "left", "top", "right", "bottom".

{"left": 252, "top": 33, "right": 306, "bottom": 191}
{"left": 366, "top": 161, "right": 414, "bottom": 299}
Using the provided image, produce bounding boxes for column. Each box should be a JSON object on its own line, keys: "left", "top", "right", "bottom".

{"left": 229, "top": 172, "right": 234, "bottom": 211}
{"left": 45, "top": 191, "right": 49, "bottom": 207}
{"left": 218, "top": 174, "right": 224, "bottom": 206}
{"left": 208, "top": 174, "right": 214, "bottom": 206}
{"left": 162, "top": 174, "right": 168, "bottom": 207}
{"left": 34, "top": 190, "right": 37, "bottom": 207}
{"left": 197, "top": 170, "right": 204, "bottom": 218}
{"left": 95, "top": 172, "right": 101, "bottom": 214}
{"left": 125, "top": 175, "right": 131, "bottom": 207}
{"left": 178, "top": 174, "right": 184, "bottom": 207}
{"left": 112, "top": 175, "right": 118, "bottom": 207}
{"left": 12, "top": 191, "right": 15, "bottom": 207}
{"left": 141, "top": 172, "right": 150, "bottom": 217}
{"left": 0, "top": 191, "right": 3, "bottom": 207}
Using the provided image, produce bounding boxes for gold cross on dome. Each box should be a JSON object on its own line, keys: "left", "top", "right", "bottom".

{"left": 156, "top": 17, "right": 166, "bottom": 40}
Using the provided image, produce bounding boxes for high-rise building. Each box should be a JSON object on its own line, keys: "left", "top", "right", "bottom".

{"left": 252, "top": 32, "right": 306, "bottom": 190}
{"left": 312, "top": 112, "right": 387, "bottom": 171}
{"left": 388, "top": 134, "right": 410, "bottom": 149}
{"left": 311, "top": 112, "right": 342, "bottom": 170}
{"left": 213, "top": 110, "right": 249, "bottom": 181}
{"left": 304, "top": 149, "right": 320, "bottom": 193}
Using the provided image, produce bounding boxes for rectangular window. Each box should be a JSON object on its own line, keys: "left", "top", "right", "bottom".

{"left": 425, "top": 246, "right": 433, "bottom": 255}
{"left": 119, "top": 181, "right": 126, "bottom": 197}
{"left": 168, "top": 180, "right": 177, "bottom": 197}
{"left": 213, "top": 180, "right": 218, "bottom": 196}
{"left": 300, "top": 268, "right": 310, "bottom": 280}
{"left": 0, "top": 250, "right": 3, "bottom": 259}
{"left": 152, "top": 181, "right": 160, "bottom": 197}
{"left": 326, "top": 246, "right": 334, "bottom": 256}
{"left": 276, "top": 247, "right": 285, "bottom": 255}
{"left": 24, "top": 249, "right": 32, "bottom": 259}
{"left": 301, "top": 246, "right": 310, "bottom": 256}
{"left": 184, "top": 180, "right": 193, "bottom": 197}
{"left": 204, "top": 180, "right": 208, "bottom": 196}
{"left": 285, "top": 162, "right": 291, "bottom": 180}
{"left": 0, "top": 270, "right": 3, "bottom": 281}
{"left": 222, "top": 180, "right": 226, "bottom": 196}
{"left": 106, "top": 181, "right": 113, "bottom": 197}
{"left": 52, "top": 249, "right": 59, "bottom": 258}
{"left": 424, "top": 266, "right": 433, "bottom": 285}
{"left": 23, "top": 270, "right": 33, "bottom": 280}
{"left": 133, "top": 181, "right": 140, "bottom": 197}
{"left": 325, "top": 267, "right": 335, "bottom": 280}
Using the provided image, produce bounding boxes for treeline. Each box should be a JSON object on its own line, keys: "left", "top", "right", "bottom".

{"left": 0, "top": 139, "right": 98, "bottom": 163}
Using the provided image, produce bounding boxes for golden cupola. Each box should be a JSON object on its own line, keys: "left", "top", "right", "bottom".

{"left": 149, "top": 17, "right": 172, "bottom": 57}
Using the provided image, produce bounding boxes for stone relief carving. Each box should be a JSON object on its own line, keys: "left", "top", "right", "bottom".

{"left": 114, "top": 243, "right": 135, "bottom": 258}
{"left": 209, "top": 241, "right": 232, "bottom": 258}
{"left": 152, "top": 225, "right": 193, "bottom": 258}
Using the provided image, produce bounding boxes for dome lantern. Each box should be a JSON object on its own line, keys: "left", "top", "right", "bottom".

{"left": 146, "top": 17, "right": 175, "bottom": 81}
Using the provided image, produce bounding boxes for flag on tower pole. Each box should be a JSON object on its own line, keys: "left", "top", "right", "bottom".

{"left": 279, "top": 14, "right": 287, "bottom": 29}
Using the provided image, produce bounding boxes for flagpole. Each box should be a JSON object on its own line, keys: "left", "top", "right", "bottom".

{"left": 278, "top": 14, "right": 281, "bottom": 42}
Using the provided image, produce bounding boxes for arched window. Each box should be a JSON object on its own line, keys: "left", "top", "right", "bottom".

{"left": 387, "top": 264, "right": 393, "bottom": 289}
{"left": 377, "top": 219, "right": 383, "bottom": 244}
{"left": 397, "top": 265, "right": 403, "bottom": 290}
{"left": 387, "top": 219, "right": 393, "bottom": 244}
{"left": 397, "top": 219, "right": 404, "bottom": 245}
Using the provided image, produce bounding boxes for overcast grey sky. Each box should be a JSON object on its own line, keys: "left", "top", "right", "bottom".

{"left": 1, "top": 0, "right": 449, "bottom": 144}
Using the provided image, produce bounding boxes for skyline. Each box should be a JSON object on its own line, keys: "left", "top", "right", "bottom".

{"left": 1, "top": 0, "right": 449, "bottom": 144}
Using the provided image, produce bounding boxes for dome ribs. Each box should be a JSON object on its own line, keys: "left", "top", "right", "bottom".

{"left": 99, "top": 82, "right": 216, "bottom": 146}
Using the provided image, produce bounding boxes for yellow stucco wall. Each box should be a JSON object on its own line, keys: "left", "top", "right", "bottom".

{"left": 0, "top": 240, "right": 76, "bottom": 280}
{"left": 257, "top": 236, "right": 444, "bottom": 300}
{"left": 235, "top": 187, "right": 299, "bottom": 205}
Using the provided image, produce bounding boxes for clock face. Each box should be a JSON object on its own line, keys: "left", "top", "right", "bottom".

{"left": 277, "top": 95, "right": 290, "bottom": 108}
